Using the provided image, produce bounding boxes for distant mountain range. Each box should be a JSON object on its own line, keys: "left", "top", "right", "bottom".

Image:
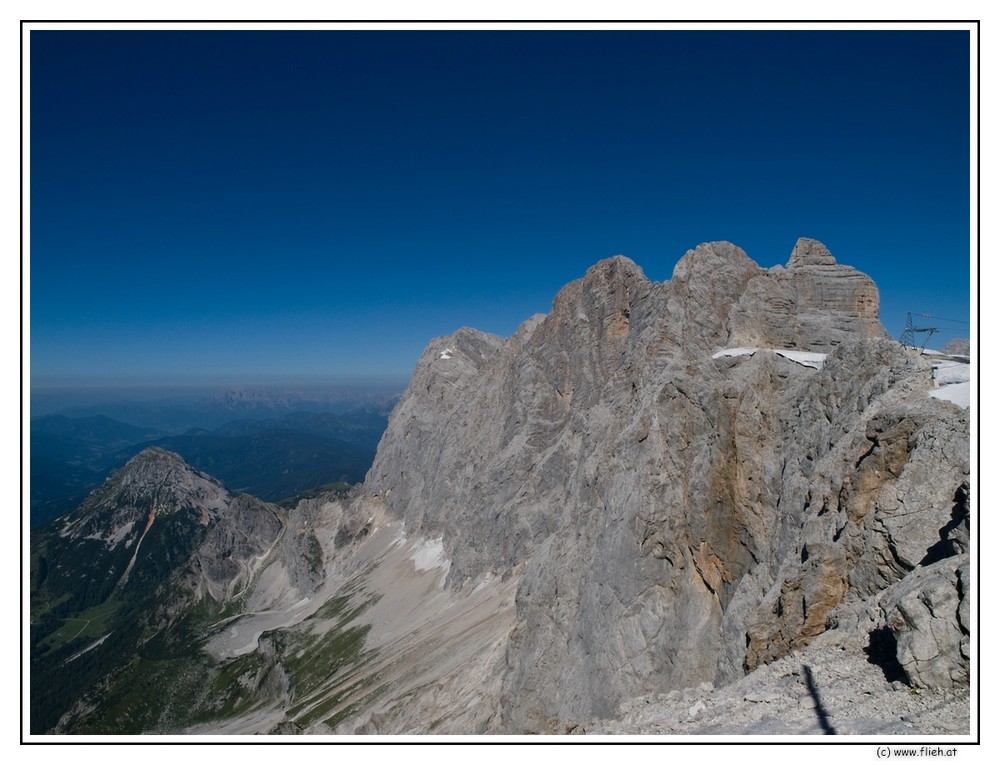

{"left": 30, "top": 403, "right": 395, "bottom": 526}
{"left": 32, "top": 383, "right": 404, "bottom": 429}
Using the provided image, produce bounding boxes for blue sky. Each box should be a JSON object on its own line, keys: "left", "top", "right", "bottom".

{"left": 29, "top": 28, "right": 973, "bottom": 385}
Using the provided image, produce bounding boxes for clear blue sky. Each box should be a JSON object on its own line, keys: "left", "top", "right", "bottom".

{"left": 29, "top": 29, "right": 972, "bottom": 385}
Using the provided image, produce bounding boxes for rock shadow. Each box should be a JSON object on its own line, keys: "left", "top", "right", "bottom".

{"left": 865, "top": 625, "right": 908, "bottom": 684}
{"left": 801, "top": 665, "right": 837, "bottom": 735}
{"left": 919, "top": 483, "right": 970, "bottom": 566}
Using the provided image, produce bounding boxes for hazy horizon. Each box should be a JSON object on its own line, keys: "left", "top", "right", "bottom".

{"left": 29, "top": 374, "right": 410, "bottom": 416}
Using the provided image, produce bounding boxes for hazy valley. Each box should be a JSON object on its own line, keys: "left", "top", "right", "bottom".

{"left": 29, "top": 387, "right": 400, "bottom": 526}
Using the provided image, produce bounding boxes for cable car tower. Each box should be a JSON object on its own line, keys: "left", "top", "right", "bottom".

{"left": 900, "top": 312, "right": 937, "bottom": 350}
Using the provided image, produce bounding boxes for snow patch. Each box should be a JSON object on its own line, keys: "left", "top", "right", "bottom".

{"left": 930, "top": 381, "right": 970, "bottom": 408}
{"left": 439, "top": 348, "right": 455, "bottom": 360}
{"left": 109, "top": 520, "right": 136, "bottom": 547}
{"left": 85, "top": 520, "right": 136, "bottom": 547}
{"left": 713, "top": 347, "right": 827, "bottom": 369}
{"left": 411, "top": 537, "right": 450, "bottom": 572}
{"left": 774, "top": 350, "right": 827, "bottom": 369}
{"left": 927, "top": 357, "right": 970, "bottom": 407}
{"left": 932, "top": 361, "right": 970, "bottom": 386}
{"left": 712, "top": 347, "right": 757, "bottom": 359}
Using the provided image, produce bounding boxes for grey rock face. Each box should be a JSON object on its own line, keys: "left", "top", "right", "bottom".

{"left": 787, "top": 237, "right": 837, "bottom": 267}
{"left": 728, "top": 238, "right": 885, "bottom": 353}
{"left": 880, "top": 555, "right": 970, "bottom": 688}
{"left": 356, "top": 238, "right": 968, "bottom": 732}
{"left": 665, "top": 241, "right": 760, "bottom": 350}
{"left": 185, "top": 493, "right": 285, "bottom": 601}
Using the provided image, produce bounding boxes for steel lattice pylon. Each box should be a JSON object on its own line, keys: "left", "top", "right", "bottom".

{"left": 900, "top": 312, "right": 937, "bottom": 349}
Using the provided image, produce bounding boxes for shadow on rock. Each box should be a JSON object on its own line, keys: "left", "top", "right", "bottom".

{"left": 865, "top": 625, "right": 908, "bottom": 684}
{"left": 802, "top": 665, "right": 837, "bottom": 735}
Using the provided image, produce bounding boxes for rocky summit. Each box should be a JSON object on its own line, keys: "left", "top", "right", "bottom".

{"left": 29, "top": 238, "right": 971, "bottom": 736}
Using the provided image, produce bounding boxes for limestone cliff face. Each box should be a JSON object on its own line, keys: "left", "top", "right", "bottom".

{"left": 728, "top": 238, "right": 884, "bottom": 352}
{"left": 358, "top": 238, "right": 969, "bottom": 732}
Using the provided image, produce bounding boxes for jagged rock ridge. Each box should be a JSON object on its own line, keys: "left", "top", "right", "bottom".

{"left": 355, "top": 237, "right": 967, "bottom": 731}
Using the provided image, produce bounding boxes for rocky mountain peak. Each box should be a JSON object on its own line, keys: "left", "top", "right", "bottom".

{"left": 581, "top": 253, "right": 646, "bottom": 285}
{"left": 787, "top": 236, "right": 837, "bottom": 267}
{"left": 57, "top": 447, "right": 231, "bottom": 545}
{"left": 727, "top": 237, "right": 885, "bottom": 352}
{"left": 664, "top": 241, "right": 761, "bottom": 350}
{"left": 125, "top": 445, "right": 188, "bottom": 469}
{"left": 671, "top": 240, "right": 758, "bottom": 281}
{"left": 551, "top": 255, "right": 648, "bottom": 322}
